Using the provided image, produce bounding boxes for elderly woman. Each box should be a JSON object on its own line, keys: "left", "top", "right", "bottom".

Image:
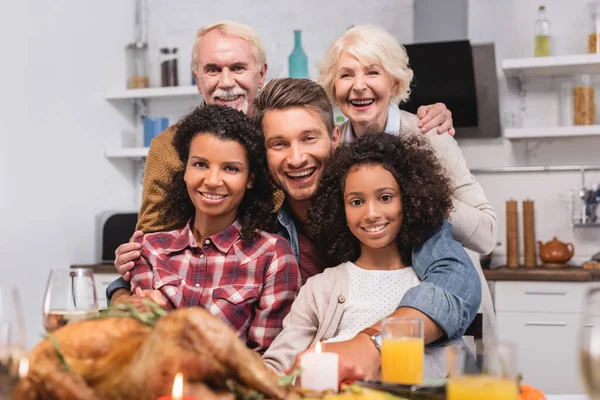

{"left": 317, "top": 24, "right": 498, "bottom": 342}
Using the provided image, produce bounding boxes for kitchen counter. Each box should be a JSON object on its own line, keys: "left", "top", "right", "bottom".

{"left": 483, "top": 266, "right": 600, "bottom": 282}
{"left": 72, "top": 263, "right": 116, "bottom": 274}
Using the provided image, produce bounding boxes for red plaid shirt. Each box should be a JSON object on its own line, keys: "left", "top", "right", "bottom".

{"left": 130, "top": 219, "right": 300, "bottom": 352}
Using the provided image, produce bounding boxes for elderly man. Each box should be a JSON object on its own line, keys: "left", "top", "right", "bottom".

{"left": 107, "top": 20, "right": 456, "bottom": 305}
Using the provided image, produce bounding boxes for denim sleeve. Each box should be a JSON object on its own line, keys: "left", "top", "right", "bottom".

{"left": 399, "top": 220, "right": 481, "bottom": 345}
{"left": 105, "top": 277, "right": 132, "bottom": 307}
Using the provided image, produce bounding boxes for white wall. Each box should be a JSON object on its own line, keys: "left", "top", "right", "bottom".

{"left": 141, "top": 0, "right": 414, "bottom": 89}
{"left": 1, "top": 1, "right": 138, "bottom": 348}
{"left": 1, "top": 1, "right": 414, "bottom": 348}
{"left": 463, "top": 0, "right": 600, "bottom": 266}
{"left": 414, "top": 0, "right": 468, "bottom": 43}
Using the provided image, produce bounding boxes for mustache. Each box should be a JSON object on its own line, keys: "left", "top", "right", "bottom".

{"left": 211, "top": 88, "right": 248, "bottom": 101}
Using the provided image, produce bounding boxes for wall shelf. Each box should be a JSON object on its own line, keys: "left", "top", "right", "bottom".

{"left": 105, "top": 147, "right": 148, "bottom": 159}
{"left": 504, "top": 125, "right": 600, "bottom": 140}
{"left": 573, "top": 222, "right": 600, "bottom": 227}
{"left": 502, "top": 54, "right": 600, "bottom": 77}
{"left": 105, "top": 85, "right": 200, "bottom": 100}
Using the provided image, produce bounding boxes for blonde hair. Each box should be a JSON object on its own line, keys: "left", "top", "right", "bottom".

{"left": 191, "top": 21, "right": 266, "bottom": 74}
{"left": 317, "top": 24, "right": 414, "bottom": 105}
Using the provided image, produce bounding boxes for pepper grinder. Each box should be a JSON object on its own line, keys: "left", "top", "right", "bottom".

{"left": 506, "top": 200, "right": 519, "bottom": 268}
{"left": 522, "top": 200, "right": 537, "bottom": 268}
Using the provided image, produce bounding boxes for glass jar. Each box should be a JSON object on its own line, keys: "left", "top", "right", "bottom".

{"left": 589, "top": 0, "right": 600, "bottom": 53}
{"left": 573, "top": 74, "right": 596, "bottom": 125}
{"left": 160, "top": 47, "right": 179, "bottom": 87}
{"left": 559, "top": 80, "right": 573, "bottom": 126}
{"left": 126, "top": 41, "right": 149, "bottom": 89}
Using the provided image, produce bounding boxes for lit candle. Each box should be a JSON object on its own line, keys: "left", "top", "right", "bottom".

{"left": 300, "top": 341, "right": 339, "bottom": 392}
{"left": 156, "top": 372, "right": 197, "bottom": 400}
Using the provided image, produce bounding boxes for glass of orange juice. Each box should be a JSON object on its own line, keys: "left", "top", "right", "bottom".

{"left": 380, "top": 317, "right": 424, "bottom": 385}
{"left": 446, "top": 341, "right": 519, "bottom": 400}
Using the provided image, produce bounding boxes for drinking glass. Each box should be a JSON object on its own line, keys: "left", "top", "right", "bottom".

{"left": 446, "top": 341, "right": 518, "bottom": 400}
{"left": 0, "top": 286, "right": 27, "bottom": 398}
{"left": 42, "top": 268, "right": 99, "bottom": 332}
{"left": 579, "top": 286, "right": 600, "bottom": 399}
{"left": 380, "top": 317, "right": 424, "bottom": 385}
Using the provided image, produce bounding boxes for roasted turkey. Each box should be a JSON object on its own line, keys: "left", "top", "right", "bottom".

{"left": 14, "top": 307, "right": 294, "bottom": 400}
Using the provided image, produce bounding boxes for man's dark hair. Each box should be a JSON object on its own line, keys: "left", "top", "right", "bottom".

{"left": 163, "top": 104, "right": 275, "bottom": 242}
{"left": 308, "top": 132, "right": 454, "bottom": 266}
{"left": 253, "top": 78, "right": 335, "bottom": 136}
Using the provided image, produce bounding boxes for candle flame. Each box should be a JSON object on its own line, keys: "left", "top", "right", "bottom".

{"left": 315, "top": 341, "right": 322, "bottom": 354}
{"left": 172, "top": 372, "right": 183, "bottom": 400}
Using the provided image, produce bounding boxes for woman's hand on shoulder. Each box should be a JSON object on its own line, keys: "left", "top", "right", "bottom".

{"left": 417, "top": 103, "right": 455, "bottom": 136}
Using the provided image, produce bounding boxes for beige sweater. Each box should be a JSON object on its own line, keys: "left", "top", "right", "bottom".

{"left": 263, "top": 264, "right": 451, "bottom": 378}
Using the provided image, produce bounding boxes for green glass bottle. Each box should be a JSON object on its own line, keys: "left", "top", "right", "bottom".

{"left": 288, "top": 30, "right": 308, "bottom": 78}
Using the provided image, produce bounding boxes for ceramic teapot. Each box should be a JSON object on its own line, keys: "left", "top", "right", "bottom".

{"left": 537, "top": 237, "right": 575, "bottom": 265}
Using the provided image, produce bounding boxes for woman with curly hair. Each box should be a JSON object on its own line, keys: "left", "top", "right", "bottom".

{"left": 129, "top": 105, "right": 300, "bottom": 352}
{"left": 264, "top": 132, "right": 479, "bottom": 378}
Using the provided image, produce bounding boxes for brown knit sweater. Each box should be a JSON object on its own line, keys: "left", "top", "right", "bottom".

{"left": 137, "top": 125, "right": 184, "bottom": 232}
{"left": 137, "top": 125, "right": 285, "bottom": 233}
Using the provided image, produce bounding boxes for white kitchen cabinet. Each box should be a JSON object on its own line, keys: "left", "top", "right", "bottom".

{"left": 496, "top": 311, "right": 581, "bottom": 394}
{"left": 494, "top": 281, "right": 592, "bottom": 394}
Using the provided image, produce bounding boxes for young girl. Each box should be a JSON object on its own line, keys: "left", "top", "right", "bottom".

{"left": 129, "top": 105, "right": 300, "bottom": 352}
{"left": 263, "top": 131, "right": 473, "bottom": 376}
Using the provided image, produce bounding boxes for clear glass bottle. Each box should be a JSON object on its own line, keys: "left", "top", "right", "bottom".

{"left": 558, "top": 80, "right": 574, "bottom": 126}
{"left": 126, "top": 0, "right": 149, "bottom": 88}
{"left": 288, "top": 30, "right": 308, "bottom": 79}
{"left": 126, "top": 42, "right": 149, "bottom": 89}
{"left": 534, "top": 5, "right": 550, "bottom": 57}
{"left": 589, "top": 0, "right": 600, "bottom": 53}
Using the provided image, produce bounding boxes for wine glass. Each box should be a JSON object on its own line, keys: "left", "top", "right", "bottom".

{"left": 42, "top": 268, "right": 99, "bottom": 333}
{"left": 0, "top": 286, "right": 27, "bottom": 398}
{"left": 446, "top": 341, "right": 519, "bottom": 400}
{"left": 579, "top": 286, "right": 600, "bottom": 399}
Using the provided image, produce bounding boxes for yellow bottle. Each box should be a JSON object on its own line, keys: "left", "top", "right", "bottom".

{"left": 534, "top": 5, "right": 551, "bottom": 57}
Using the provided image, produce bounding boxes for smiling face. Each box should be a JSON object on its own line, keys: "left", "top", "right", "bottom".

{"left": 334, "top": 51, "right": 399, "bottom": 134}
{"left": 194, "top": 29, "right": 267, "bottom": 115}
{"left": 184, "top": 134, "right": 254, "bottom": 228}
{"left": 344, "top": 164, "right": 402, "bottom": 251}
{"left": 262, "top": 106, "right": 339, "bottom": 203}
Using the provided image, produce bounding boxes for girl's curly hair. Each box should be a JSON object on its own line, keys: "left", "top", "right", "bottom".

{"left": 162, "top": 104, "right": 276, "bottom": 242}
{"left": 308, "top": 132, "right": 454, "bottom": 267}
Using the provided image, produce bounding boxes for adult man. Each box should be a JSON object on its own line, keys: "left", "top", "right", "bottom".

{"left": 107, "top": 20, "right": 455, "bottom": 305}
{"left": 254, "top": 78, "right": 481, "bottom": 380}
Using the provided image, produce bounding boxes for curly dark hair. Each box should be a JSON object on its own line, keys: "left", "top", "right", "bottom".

{"left": 162, "top": 104, "right": 276, "bottom": 242}
{"left": 308, "top": 132, "right": 454, "bottom": 267}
